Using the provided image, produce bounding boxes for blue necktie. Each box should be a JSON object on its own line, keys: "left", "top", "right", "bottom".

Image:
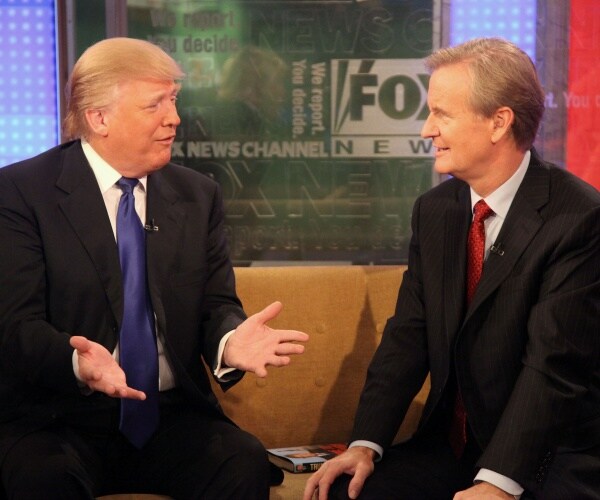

{"left": 116, "top": 177, "right": 159, "bottom": 449}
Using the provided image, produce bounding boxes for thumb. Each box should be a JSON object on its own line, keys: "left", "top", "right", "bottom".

{"left": 252, "top": 301, "right": 283, "bottom": 324}
{"left": 70, "top": 335, "right": 91, "bottom": 352}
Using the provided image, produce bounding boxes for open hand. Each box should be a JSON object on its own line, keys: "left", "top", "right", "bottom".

{"left": 70, "top": 335, "right": 146, "bottom": 400}
{"left": 223, "top": 301, "right": 309, "bottom": 377}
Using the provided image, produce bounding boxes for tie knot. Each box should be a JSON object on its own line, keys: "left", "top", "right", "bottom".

{"left": 117, "top": 177, "right": 139, "bottom": 194}
{"left": 473, "top": 199, "right": 494, "bottom": 223}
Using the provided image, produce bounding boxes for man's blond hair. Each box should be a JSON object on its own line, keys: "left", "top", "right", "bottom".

{"left": 63, "top": 37, "right": 184, "bottom": 140}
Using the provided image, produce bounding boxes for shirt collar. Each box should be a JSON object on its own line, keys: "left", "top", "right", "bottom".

{"left": 81, "top": 139, "right": 148, "bottom": 194}
{"left": 470, "top": 150, "right": 530, "bottom": 219}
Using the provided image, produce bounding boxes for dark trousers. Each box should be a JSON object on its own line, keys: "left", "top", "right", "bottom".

{"left": 1, "top": 391, "right": 270, "bottom": 500}
{"left": 329, "top": 430, "right": 481, "bottom": 500}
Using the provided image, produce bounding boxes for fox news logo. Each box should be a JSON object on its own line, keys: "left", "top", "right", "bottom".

{"left": 331, "top": 59, "right": 429, "bottom": 136}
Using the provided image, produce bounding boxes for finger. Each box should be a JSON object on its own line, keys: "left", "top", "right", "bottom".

{"left": 303, "top": 473, "right": 323, "bottom": 500}
{"left": 317, "top": 479, "right": 331, "bottom": 500}
{"left": 254, "top": 365, "right": 268, "bottom": 378}
{"left": 272, "top": 329, "right": 310, "bottom": 342}
{"left": 275, "top": 342, "right": 305, "bottom": 356}
{"left": 310, "top": 464, "right": 339, "bottom": 500}
{"left": 347, "top": 475, "right": 365, "bottom": 499}
{"left": 121, "top": 387, "right": 146, "bottom": 400}
{"left": 69, "top": 335, "right": 91, "bottom": 352}
{"left": 265, "top": 355, "right": 291, "bottom": 368}
{"left": 347, "top": 463, "right": 371, "bottom": 499}
{"left": 110, "top": 386, "right": 146, "bottom": 400}
{"left": 252, "top": 301, "right": 283, "bottom": 324}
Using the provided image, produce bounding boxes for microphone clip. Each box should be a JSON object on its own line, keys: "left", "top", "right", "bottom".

{"left": 144, "top": 219, "right": 159, "bottom": 232}
{"left": 490, "top": 243, "right": 504, "bottom": 256}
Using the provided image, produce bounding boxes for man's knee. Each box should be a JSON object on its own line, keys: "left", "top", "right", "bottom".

{"left": 3, "top": 452, "right": 92, "bottom": 499}
{"left": 207, "top": 429, "right": 270, "bottom": 498}
{"left": 2, "top": 431, "right": 93, "bottom": 500}
{"left": 162, "top": 423, "right": 270, "bottom": 499}
{"left": 223, "top": 429, "right": 270, "bottom": 479}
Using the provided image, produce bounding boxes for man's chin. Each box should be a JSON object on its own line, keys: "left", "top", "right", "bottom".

{"left": 151, "top": 152, "right": 172, "bottom": 170}
{"left": 433, "top": 160, "right": 454, "bottom": 176}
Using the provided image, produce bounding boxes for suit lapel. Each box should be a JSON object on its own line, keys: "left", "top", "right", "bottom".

{"left": 55, "top": 143, "right": 123, "bottom": 339}
{"left": 146, "top": 168, "right": 185, "bottom": 330}
{"left": 464, "top": 153, "right": 549, "bottom": 321}
{"left": 443, "top": 184, "right": 471, "bottom": 346}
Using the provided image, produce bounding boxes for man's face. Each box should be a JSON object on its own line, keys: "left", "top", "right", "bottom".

{"left": 421, "top": 63, "right": 495, "bottom": 183}
{"left": 102, "top": 79, "right": 180, "bottom": 176}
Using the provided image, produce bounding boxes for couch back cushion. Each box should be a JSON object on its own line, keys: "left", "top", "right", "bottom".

{"left": 210, "top": 265, "right": 415, "bottom": 449}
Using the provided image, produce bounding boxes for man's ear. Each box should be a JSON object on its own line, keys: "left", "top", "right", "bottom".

{"left": 491, "top": 106, "right": 514, "bottom": 144}
{"left": 84, "top": 109, "right": 109, "bottom": 137}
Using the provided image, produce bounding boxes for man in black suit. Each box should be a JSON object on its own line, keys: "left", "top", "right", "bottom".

{"left": 304, "top": 37, "right": 600, "bottom": 499}
{"left": 0, "top": 37, "right": 308, "bottom": 499}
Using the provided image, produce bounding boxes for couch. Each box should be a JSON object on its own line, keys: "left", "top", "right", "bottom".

{"left": 98, "top": 265, "right": 430, "bottom": 500}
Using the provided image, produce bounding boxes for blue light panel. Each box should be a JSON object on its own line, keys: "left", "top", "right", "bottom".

{"left": 0, "top": 0, "right": 58, "bottom": 167}
{"left": 450, "top": 0, "right": 536, "bottom": 60}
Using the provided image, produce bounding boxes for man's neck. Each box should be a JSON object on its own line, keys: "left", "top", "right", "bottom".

{"left": 469, "top": 147, "right": 528, "bottom": 198}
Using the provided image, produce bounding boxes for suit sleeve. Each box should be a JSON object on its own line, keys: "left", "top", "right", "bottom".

{"left": 198, "top": 182, "right": 246, "bottom": 381}
{"left": 350, "top": 196, "right": 430, "bottom": 447}
{"left": 0, "top": 170, "right": 78, "bottom": 393}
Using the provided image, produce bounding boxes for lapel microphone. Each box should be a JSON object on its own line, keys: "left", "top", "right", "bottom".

{"left": 490, "top": 243, "right": 504, "bottom": 256}
{"left": 144, "top": 218, "right": 159, "bottom": 232}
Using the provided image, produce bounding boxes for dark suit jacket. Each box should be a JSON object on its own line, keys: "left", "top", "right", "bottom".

{"left": 351, "top": 150, "right": 600, "bottom": 496}
{"left": 0, "top": 140, "right": 246, "bottom": 465}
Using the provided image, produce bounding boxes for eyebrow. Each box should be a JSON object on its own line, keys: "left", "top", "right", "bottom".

{"left": 144, "top": 86, "right": 180, "bottom": 104}
{"left": 429, "top": 105, "right": 447, "bottom": 116}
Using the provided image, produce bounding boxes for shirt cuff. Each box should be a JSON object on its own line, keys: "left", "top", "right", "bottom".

{"left": 213, "top": 330, "right": 237, "bottom": 380}
{"left": 73, "top": 349, "right": 82, "bottom": 382}
{"left": 349, "top": 440, "right": 384, "bottom": 462}
{"left": 475, "top": 468, "right": 524, "bottom": 498}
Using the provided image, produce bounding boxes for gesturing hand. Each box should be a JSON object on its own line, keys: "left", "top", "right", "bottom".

{"left": 223, "top": 301, "right": 309, "bottom": 377}
{"left": 70, "top": 336, "right": 146, "bottom": 400}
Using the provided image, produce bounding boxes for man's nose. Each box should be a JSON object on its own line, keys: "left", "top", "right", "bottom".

{"left": 164, "top": 102, "right": 181, "bottom": 127}
{"left": 420, "top": 112, "right": 437, "bottom": 138}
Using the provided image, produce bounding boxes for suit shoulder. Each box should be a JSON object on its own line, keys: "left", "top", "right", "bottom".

{"left": 0, "top": 142, "right": 77, "bottom": 182}
{"left": 548, "top": 163, "right": 600, "bottom": 208}
{"left": 527, "top": 155, "right": 600, "bottom": 213}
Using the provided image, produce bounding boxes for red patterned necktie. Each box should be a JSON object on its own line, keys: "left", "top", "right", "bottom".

{"left": 449, "top": 199, "right": 494, "bottom": 458}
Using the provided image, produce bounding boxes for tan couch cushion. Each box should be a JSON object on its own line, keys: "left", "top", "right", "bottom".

{"left": 219, "top": 265, "right": 382, "bottom": 448}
